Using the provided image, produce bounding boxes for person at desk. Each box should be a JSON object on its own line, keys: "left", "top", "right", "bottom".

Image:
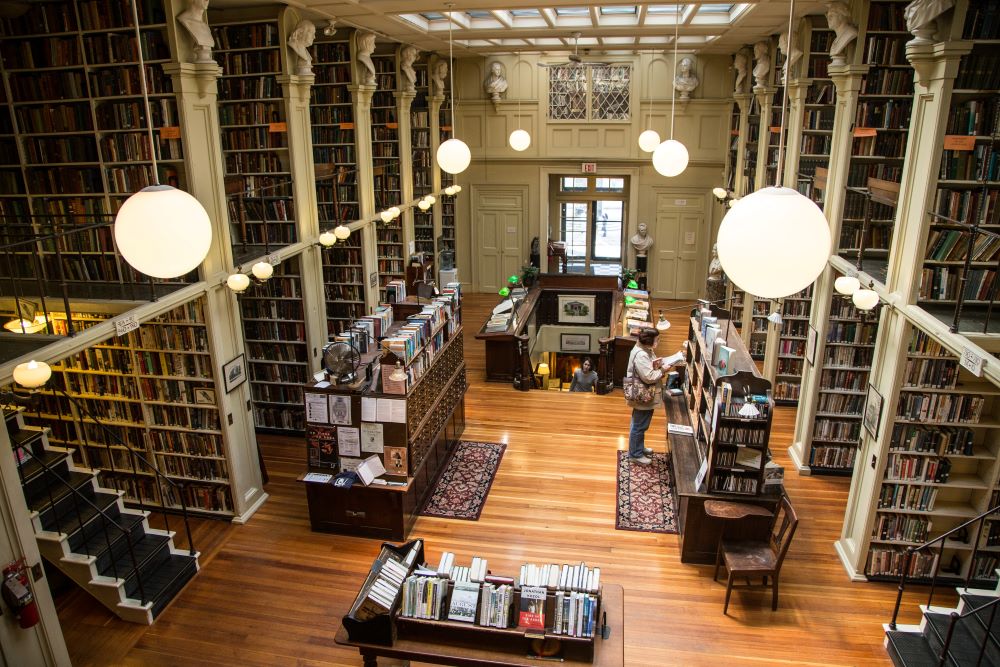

{"left": 625, "top": 328, "right": 680, "bottom": 465}
{"left": 569, "top": 357, "right": 598, "bottom": 393}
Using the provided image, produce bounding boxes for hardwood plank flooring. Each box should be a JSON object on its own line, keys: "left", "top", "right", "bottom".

{"left": 53, "top": 293, "right": 942, "bottom": 666}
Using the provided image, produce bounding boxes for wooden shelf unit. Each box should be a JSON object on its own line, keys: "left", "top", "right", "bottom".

{"left": 865, "top": 324, "right": 1000, "bottom": 583}
{"left": 20, "top": 298, "right": 234, "bottom": 516}
{"left": 725, "top": 97, "right": 740, "bottom": 192}
{"left": 764, "top": 43, "right": 784, "bottom": 188}
{"left": 371, "top": 49, "right": 403, "bottom": 301}
{"left": 773, "top": 285, "right": 813, "bottom": 406}
{"left": 323, "top": 232, "right": 365, "bottom": 336}
{"left": 213, "top": 16, "right": 295, "bottom": 261}
{"left": 439, "top": 94, "right": 455, "bottom": 260}
{"left": 743, "top": 94, "right": 760, "bottom": 195}
{"left": 239, "top": 255, "right": 308, "bottom": 432}
{"left": 0, "top": 0, "right": 194, "bottom": 292}
{"left": 798, "top": 17, "right": 834, "bottom": 205}
{"left": 411, "top": 58, "right": 434, "bottom": 257}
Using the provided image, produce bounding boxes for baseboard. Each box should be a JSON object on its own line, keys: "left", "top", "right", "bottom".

{"left": 231, "top": 490, "right": 269, "bottom": 525}
{"left": 787, "top": 443, "right": 811, "bottom": 475}
{"left": 834, "top": 538, "right": 868, "bottom": 582}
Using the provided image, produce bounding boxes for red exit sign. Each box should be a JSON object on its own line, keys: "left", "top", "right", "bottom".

{"left": 581, "top": 162, "right": 597, "bottom": 173}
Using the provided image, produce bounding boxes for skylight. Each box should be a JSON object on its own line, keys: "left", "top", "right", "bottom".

{"left": 466, "top": 10, "right": 492, "bottom": 19}
{"left": 699, "top": 4, "right": 734, "bottom": 12}
{"left": 600, "top": 6, "right": 637, "bottom": 14}
{"left": 510, "top": 9, "right": 540, "bottom": 17}
{"left": 555, "top": 7, "right": 590, "bottom": 16}
{"left": 647, "top": 5, "right": 685, "bottom": 14}
{"left": 420, "top": 12, "right": 445, "bottom": 21}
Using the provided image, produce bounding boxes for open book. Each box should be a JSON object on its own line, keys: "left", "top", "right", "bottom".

{"left": 660, "top": 351, "right": 685, "bottom": 367}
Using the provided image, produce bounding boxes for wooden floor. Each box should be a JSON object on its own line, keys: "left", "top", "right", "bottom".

{"left": 53, "top": 293, "right": 937, "bottom": 666}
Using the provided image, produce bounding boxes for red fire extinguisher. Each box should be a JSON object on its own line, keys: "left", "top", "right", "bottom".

{"left": 2, "top": 559, "right": 39, "bottom": 629}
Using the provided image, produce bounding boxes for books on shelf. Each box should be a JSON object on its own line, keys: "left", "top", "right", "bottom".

{"left": 518, "top": 586, "right": 546, "bottom": 631}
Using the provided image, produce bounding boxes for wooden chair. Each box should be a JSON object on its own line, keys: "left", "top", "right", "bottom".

{"left": 713, "top": 494, "right": 798, "bottom": 614}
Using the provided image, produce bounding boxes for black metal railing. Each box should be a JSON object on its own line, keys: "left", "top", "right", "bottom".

{"left": 889, "top": 504, "right": 1000, "bottom": 665}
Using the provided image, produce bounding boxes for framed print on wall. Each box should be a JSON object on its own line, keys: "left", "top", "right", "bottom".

{"left": 223, "top": 354, "right": 247, "bottom": 393}
{"left": 560, "top": 333, "right": 591, "bottom": 352}
{"left": 863, "top": 383, "right": 884, "bottom": 439}
{"left": 557, "top": 294, "right": 596, "bottom": 324}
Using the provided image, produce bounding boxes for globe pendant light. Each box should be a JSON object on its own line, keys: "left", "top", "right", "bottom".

{"left": 319, "top": 231, "right": 336, "bottom": 247}
{"left": 835, "top": 275, "right": 860, "bottom": 295}
{"left": 436, "top": 5, "right": 470, "bottom": 174}
{"left": 653, "top": 9, "right": 688, "bottom": 177}
{"left": 637, "top": 50, "right": 660, "bottom": 152}
{"left": 716, "top": 0, "right": 830, "bottom": 299}
{"left": 509, "top": 63, "right": 531, "bottom": 151}
{"left": 114, "top": 0, "right": 210, "bottom": 279}
{"left": 251, "top": 261, "right": 274, "bottom": 281}
{"left": 13, "top": 360, "right": 51, "bottom": 389}
{"left": 333, "top": 224, "right": 351, "bottom": 240}
{"left": 226, "top": 272, "right": 250, "bottom": 293}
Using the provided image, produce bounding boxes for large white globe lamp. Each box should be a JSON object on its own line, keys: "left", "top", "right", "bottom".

{"left": 638, "top": 129, "right": 661, "bottom": 153}
{"left": 13, "top": 360, "right": 51, "bottom": 389}
{"left": 114, "top": 185, "right": 212, "bottom": 279}
{"left": 437, "top": 138, "right": 471, "bottom": 175}
{"left": 716, "top": 186, "right": 831, "bottom": 299}
{"left": 652, "top": 139, "right": 689, "bottom": 178}
{"left": 509, "top": 129, "right": 531, "bottom": 152}
{"left": 853, "top": 288, "right": 879, "bottom": 311}
{"left": 334, "top": 224, "right": 351, "bottom": 240}
{"left": 835, "top": 275, "right": 861, "bottom": 295}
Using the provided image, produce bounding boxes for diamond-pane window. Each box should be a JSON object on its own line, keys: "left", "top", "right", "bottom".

{"left": 548, "top": 64, "right": 631, "bottom": 121}
{"left": 548, "top": 66, "right": 588, "bottom": 120}
{"left": 592, "top": 65, "right": 630, "bottom": 120}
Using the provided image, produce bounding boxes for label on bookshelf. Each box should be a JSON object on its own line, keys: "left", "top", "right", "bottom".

{"left": 268, "top": 122, "right": 287, "bottom": 133}
{"left": 386, "top": 122, "right": 398, "bottom": 129}
{"left": 370, "top": 271, "right": 378, "bottom": 288}
{"left": 115, "top": 314, "right": 140, "bottom": 337}
{"left": 267, "top": 253, "right": 281, "bottom": 266}
{"left": 159, "top": 126, "right": 181, "bottom": 140}
{"left": 943, "top": 135, "right": 976, "bottom": 151}
{"left": 769, "top": 126, "right": 781, "bottom": 133}
{"left": 339, "top": 122, "right": 355, "bottom": 130}
{"left": 853, "top": 127, "right": 878, "bottom": 138}
{"left": 961, "top": 347, "right": 984, "bottom": 377}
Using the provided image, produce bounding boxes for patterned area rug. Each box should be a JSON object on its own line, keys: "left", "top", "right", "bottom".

{"left": 420, "top": 441, "right": 506, "bottom": 521}
{"left": 615, "top": 451, "right": 679, "bottom": 534}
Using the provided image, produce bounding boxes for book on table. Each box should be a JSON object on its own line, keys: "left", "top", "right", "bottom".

{"left": 447, "top": 580, "right": 480, "bottom": 623}
{"left": 518, "top": 585, "right": 547, "bottom": 631}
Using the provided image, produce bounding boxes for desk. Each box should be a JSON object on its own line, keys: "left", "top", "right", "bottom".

{"left": 335, "top": 583, "right": 625, "bottom": 667}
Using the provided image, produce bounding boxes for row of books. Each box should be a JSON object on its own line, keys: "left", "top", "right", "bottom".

{"left": 947, "top": 98, "right": 999, "bottom": 136}
{"left": 890, "top": 425, "right": 974, "bottom": 456}
{"left": 902, "top": 358, "right": 959, "bottom": 390}
{"left": 826, "top": 321, "right": 877, "bottom": 344}
{"left": 884, "top": 454, "right": 952, "bottom": 484}
{"left": 867, "top": 546, "right": 937, "bottom": 579}
{"left": 925, "top": 229, "right": 1000, "bottom": 264}
{"left": 351, "top": 543, "right": 419, "bottom": 621}
{"left": 251, "top": 383, "right": 303, "bottom": 405}
{"left": 919, "top": 267, "right": 995, "bottom": 302}
{"left": 879, "top": 483, "right": 938, "bottom": 513}
{"left": 873, "top": 514, "right": 931, "bottom": 543}
{"left": 434, "top": 552, "right": 488, "bottom": 582}
{"left": 955, "top": 53, "right": 1000, "bottom": 91}
{"left": 932, "top": 188, "right": 998, "bottom": 225}
{"left": 518, "top": 562, "right": 601, "bottom": 593}
{"left": 248, "top": 362, "right": 309, "bottom": 384}
{"left": 817, "top": 392, "right": 864, "bottom": 415}
{"left": 810, "top": 445, "right": 856, "bottom": 470}
{"left": 908, "top": 329, "right": 951, "bottom": 357}
{"left": 896, "top": 393, "right": 985, "bottom": 424}
{"left": 824, "top": 346, "right": 872, "bottom": 368}
{"left": 821, "top": 369, "right": 871, "bottom": 392}
{"left": 813, "top": 418, "right": 861, "bottom": 443}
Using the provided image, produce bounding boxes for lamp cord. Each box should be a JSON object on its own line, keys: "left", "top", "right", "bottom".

{"left": 670, "top": 7, "right": 679, "bottom": 140}
{"left": 129, "top": 0, "right": 159, "bottom": 185}
{"left": 447, "top": 3, "right": 457, "bottom": 138}
{"left": 774, "top": 0, "right": 795, "bottom": 187}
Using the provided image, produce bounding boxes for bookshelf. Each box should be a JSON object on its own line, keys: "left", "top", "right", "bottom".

{"left": 918, "top": 9, "right": 1000, "bottom": 317}
{"left": 808, "top": 284, "right": 877, "bottom": 475}
{"left": 323, "top": 232, "right": 365, "bottom": 336}
{"left": 773, "top": 285, "right": 813, "bottom": 406}
{"left": 743, "top": 94, "right": 760, "bottom": 195}
{"left": 371, "top": 50, "right": 403, "bottom": 300}
{"left": 0, "top": 0, "right": 195, "bottom": 295}
{"left": 725, "top": 280, "right": 745, "bottom": 330}
{"left": 764, "top": 46, "right": 785, "bottom": 188}
{"left": 240, "top": 255, "right": 308, "bottom": 432}
{"left": 725, "top": 99, "right": 740, "bottom": 192}
{"left": 798, "top": 19, "right": 834, "bottom": 204}
{"left": 311, "top": 28, "right": 359, "bottom": 226}
{"left": 213, "top": 17, "right": 295, "bottom": 262}
{"left": 839, "top": 1, "right": 913, "bottom": 277}
{"left": 439, "top": 95, "right": 456, "bottom": 263}
{"left": 411, "top": 58, "right": 434, "bottom": 257}
{"left": 21, "top": 299, "right": 234, "bottom": 517}
{"left": 749, "top": 296, "right": 769, "bottom": 362}
{"left": 865, "top": 325, "right": 1000, "bottom": 584}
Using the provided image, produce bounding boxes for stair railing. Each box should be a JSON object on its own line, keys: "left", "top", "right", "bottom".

{"left": 889, "top": 503, "right": 1000, "bottom": 665}
{"left": 933, "top": 596, "right": 1000, "bottom": 667}
{"left": 9, "top": 437, "right": 148, "bottom": 604}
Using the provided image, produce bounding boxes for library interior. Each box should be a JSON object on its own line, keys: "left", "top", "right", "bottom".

{"left": 1, "top": 0, "right": 1000, "bottom": 665}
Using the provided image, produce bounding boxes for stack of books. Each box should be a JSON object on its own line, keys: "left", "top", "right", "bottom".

{"left": 351, "top": 557, "right": 409, "bottom": 621}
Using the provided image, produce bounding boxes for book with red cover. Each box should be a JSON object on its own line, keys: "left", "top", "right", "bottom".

{"left": 518, "top": 585, "right": 547, "bottom": 631}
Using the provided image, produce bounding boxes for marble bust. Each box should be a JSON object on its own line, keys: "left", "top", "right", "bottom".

{"left": 177, "top": 0, "right": 215, "bottom": 64}
{"left": 356, "top": 31, "right": 376, "bottom": 86}
{"left": 673, "top": 56, "right": 699, "bottom": 101}
{"left": 630, "top": 223, "right": 654, "bottom": 271}
{"left": 706, "top": 244, "right": 726, "bottom": 303}
{"left": 400, "top": 45, "right": 419, "bottom": 93}
{"left": 778, "top": 27, "right": 803, "bottom": 81}
{"left": 752, "top": 40, "right": 770, "bottom": 89}
{"left": 904, "top": 0, "right": 954, "bottom": 44}
{"left": 287, "top": 20, "right": 316, "bottom": 75}
{"left": 734, "top": 51, "right": 749, "bottom": 94}
{"left": 484, "top": 61, "right": 508, "bottom": 102}
{"left": 431, "top": 59, "right": 449, "bottom": 98}
{"left": 826, "top": 1, "right": 859, "bottom": 66}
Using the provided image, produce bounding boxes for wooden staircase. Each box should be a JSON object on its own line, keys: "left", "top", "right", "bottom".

{"left": 6, "top": 407, "right": 199, "bottom": 624}
{"left": 886, "top": 575, "right": 1000, "bottom": 666}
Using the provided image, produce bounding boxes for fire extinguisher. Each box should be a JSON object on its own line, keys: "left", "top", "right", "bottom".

{"left": 2, "top": 559, "right": 39, "bottom": 629}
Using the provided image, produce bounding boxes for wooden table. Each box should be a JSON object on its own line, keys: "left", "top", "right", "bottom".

{"left": 335, "top": 584, "right": 625, "bottom": 667}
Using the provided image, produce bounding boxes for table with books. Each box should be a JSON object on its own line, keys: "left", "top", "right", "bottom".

{"left": 336, "top": 540, "right": 624, "bottom": 666}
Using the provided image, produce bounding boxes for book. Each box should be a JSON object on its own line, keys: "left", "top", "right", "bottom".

{"left": 714, "top": 345, "right": 734, "bottom": 373}
{"left": 356, "top": 454, "right": 386, "bottom": 486}
{"left": 447, "top": 580, "right": 480, "bottom": 623}
{"left": 518, "top": 585, "right": 547, "bottom": 631}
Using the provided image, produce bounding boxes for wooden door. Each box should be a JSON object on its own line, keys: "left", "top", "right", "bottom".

{"left": 652, "top": 193, "right": 706, "bottom": 300}
{"left": 474, "top": 188, "right": 526, "bottom": 293}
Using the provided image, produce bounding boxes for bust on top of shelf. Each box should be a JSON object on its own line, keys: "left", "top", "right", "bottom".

{"left": 431, "top": 59, "right": 449, "bottom": 98}
{"left": 825, "top": 1, "right": 858, "bottom": 67}
{"left": 484, "top": 61, "right": 508, "bottom": 102}
{"left": 356, "top": 31, "right": 377, "bottom": 86}
{"left": 674, "top": 56, "right": 699, "bottom": 101}
{"left": 778, "top": 24, "right": 803, "bottom": 82}
{"left": 752, "top": 40, "right": 771, "bottom": 90}
{"left": 288, "top": 19, "right": 317, "bottom": 76}
{"left": 903, "top": 0, "right": 954, "bottom": 45}
{"left": 177, "top": 0, "right": 215, "bottom": 64}
{"left": 401, "top": 45, "right": 420, "bottom": 93}
{"left": 734, "top": 50, "right": 749, "bottom": 95}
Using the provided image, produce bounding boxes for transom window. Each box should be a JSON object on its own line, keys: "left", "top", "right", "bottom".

{"left": 548, "top": 65, "right": 631, "bottom": 121}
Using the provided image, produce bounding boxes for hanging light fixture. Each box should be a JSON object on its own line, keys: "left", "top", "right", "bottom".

{"left": 835, "top": 275, "right": 861, "bottom": 295}
{"left": 114, "top": 0, "right": 211, "bottom": 279}
{"left": 653, "top": 9, "right": 689, "bottom": 177}
{"left": 638, "top": 51, "right": 661, "bottom": 152}
{"left": 716, "top": 0, "right": 830, "bottom": 299}
{"left": 853, "top": 287, "right": 880, "bottom": 311}
{"left": 319, "top": 231, "right": 337, "bottom": 247}
{"left": 390, "top": 206, "right": 401, "bottom": 219}
{"left": 436, "top": 4, "right": 471, "bottom": 174}
{"left": 656, "top": 310, "right": 671, "bottom": 332}
{"left": 226, "top": 272, "right": 250, "bottom": 293}
{"left": 767, "top": 310, "right": 783, "bottom": 325}
{"left": 509, "top": 59, "right": 531, "bottom": 151}
{"left": 418, "top": 198, "right": 431, "bottom": 211}
{"left": 251, "top": 261, "right": 274, "bottom": 281}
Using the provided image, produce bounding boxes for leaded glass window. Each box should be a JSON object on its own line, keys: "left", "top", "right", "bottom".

{"left": 547, "top": 64, "right": 631, "bottom": 121}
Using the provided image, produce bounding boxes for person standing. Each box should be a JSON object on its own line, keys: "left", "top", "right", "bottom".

{"left": 625, "top": 328, "right": 667, "bottom": 465}
{"left": 569, "top": 357, "right": 599, "bottom": 393}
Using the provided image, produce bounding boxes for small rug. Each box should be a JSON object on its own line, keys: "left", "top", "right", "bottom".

{"left": 615, "top": 451, "right": 679, "bottom": 534}
{"left": 420, "top": 441, "right": 506, "bottom": 521}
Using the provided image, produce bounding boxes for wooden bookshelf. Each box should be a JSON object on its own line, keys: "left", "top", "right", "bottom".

{"left": 20, "top": 298, "right": 234, "bottom": 517}
{"left": 371, "top": 49, "right": 403, "bottom": 301}
{"left": 411, "top": 58, "right": 434, "bottom": 257}
{"left": 311, "top": 28, "right": 359, "bottom": 226}
{"left": 0, "top": 0, "right": 194, "bottom": 294}
{"left": 213, "top": 17, "right": 295, "bottom": 262}
{"left": 773, "top": 285, "right": 813, "bottom": 406}
{"left": 725, "top": 99, "right": 740, "bottom": 192}
{"left": 764, "top": 45, "right": 785, "bottom": 188}
{"left": 749, "top": 296, "right": 769, "bottom": 362}
{"left": 323, "top": 232, "right": 365, "bottom": 336}
{"left": 743, "top": 94, "right": 760, "bottom": 195}
{"left": 798, "top": 18, "right": 834, "bottom": 205}
{"left": 439, "top": 96, "right": 456, "bottom": 261}
{"left": 725, "top": 280, "right": 745, "bottom": 329}
{"left": 240, "top": 255, "right": 308, "bottom": 432}
{"left": 865, "top": 324, "right": 1000, "bottom": 583}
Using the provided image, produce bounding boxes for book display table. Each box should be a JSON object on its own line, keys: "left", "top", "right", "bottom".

{"left": 335, "top": 583, "right": 624, "bottom": 666}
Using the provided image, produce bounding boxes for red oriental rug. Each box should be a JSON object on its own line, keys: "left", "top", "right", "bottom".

{"left": 615, "top": 451, "right": 678, "bottom": 534}
{"left": 419, "top": 441, "right": 506, "bottom": 521}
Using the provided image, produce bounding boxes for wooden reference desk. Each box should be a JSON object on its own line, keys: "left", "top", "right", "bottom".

{"left": 666, "top": 396, "right": 781, "bottom": 564}
{"left": 335, "top": 584, "right": 625, "bottom": 667}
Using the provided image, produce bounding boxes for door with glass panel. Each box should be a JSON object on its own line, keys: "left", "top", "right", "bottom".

{"left": 553, "top": 176, "right": 626, "bottom": 275}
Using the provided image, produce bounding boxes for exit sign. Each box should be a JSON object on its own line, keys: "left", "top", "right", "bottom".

{"left": 581, "top": 162, "right": 597, "bottom": 173}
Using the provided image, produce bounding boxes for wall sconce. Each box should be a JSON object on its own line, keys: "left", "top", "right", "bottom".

{"left": 251, "top": 262, "right": 274, "bottom": 281}
{"left": 226, "top": 272, "right": 250, "bottom": 293}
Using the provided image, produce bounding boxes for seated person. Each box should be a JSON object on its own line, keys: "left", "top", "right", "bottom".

{"left": 569, "top": 357, "right": 599, "bottom": 393}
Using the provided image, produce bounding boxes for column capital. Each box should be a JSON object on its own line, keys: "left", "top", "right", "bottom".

{"left": 752, "top": 85, "right": 776, "bottom": 106}
{"left": 398, "top": 90, "right": 416, "bottom": 114}
{"left": 277, "top": 73, "right": 315, "bottom": 103}
{"left": 349, "top": 84, "right": 376, "bottom": 111}
{"left": 733, "top": 92, "right": 752, "bottom": 114}
{"left": 906, "top": 40, "right": 973, "bottom": 88}
{"left": 787, "top": 78, "right": 812, "bottom": 94}
{"left": 162, "top": 61, "right": 222, "bottom": 96}
{"left": 828, "top": 64, "right": 870, "bottom": 95}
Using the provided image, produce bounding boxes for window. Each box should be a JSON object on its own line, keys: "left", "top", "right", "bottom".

{"left": 551, "top": 175, "right": 629, "bottom": 275}
{"left": 548, "top": 65, "right": 631, "bottom": 121}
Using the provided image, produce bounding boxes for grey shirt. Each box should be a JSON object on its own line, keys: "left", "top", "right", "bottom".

{"left": 570, "top": 368, "right": 599, "bottom": 392}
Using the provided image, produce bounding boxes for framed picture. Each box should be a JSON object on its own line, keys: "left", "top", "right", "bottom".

{"left": 560, "top": 333, "right": 591, "bottom": 352}
{"left": 557, "top": 294, "right": 596, "bottom": 324}
{"left": 805, "top": 324, "right": 818, "bottom": 366}
{"left": 222, "top": 354, "right": 247, "bottom": 393}
{"left": 863, "top": 384, "right": 884, "bottom": 439}
{"left": 193, "top": 388, "right": 216, "bottom": 405}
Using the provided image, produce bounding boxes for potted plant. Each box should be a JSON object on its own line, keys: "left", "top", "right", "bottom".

{"left": 521, "top": 264, "right": 540, "bottom": 288}
{"left": 620, "top": 268, "right": 638, "bottom": 291}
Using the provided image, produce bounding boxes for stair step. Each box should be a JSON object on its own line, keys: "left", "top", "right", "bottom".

{"left": 886, "top": 630, "right": 940, "bottom": 667}
{"left": 39, "top": 488, "right": 119, "bottom": 537}
{"left": 17, "top": 449, "right": 69, "bottom": 486}
{"left": 76, "top": 511, "right": 145, "bottom": 572}
{"left": 147, "top": 555, "right": 198, "bottom": 619}
{"left": 11, "top": 427, "right": 46, "bottom": 457}
{"left": 107, "top": 533, "right": 170, "bottom": 595}
{"left": 4, "top": 406, "right": 22, "bottom": 428}
{"left": 961, "top": 594, "right": 1000, "bottom": 653}
{"left": 27, "top": 470, "right": 94, "bottom": 513}
{"left": 925, "top": 612, "right": 1000, "bottom": 667}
